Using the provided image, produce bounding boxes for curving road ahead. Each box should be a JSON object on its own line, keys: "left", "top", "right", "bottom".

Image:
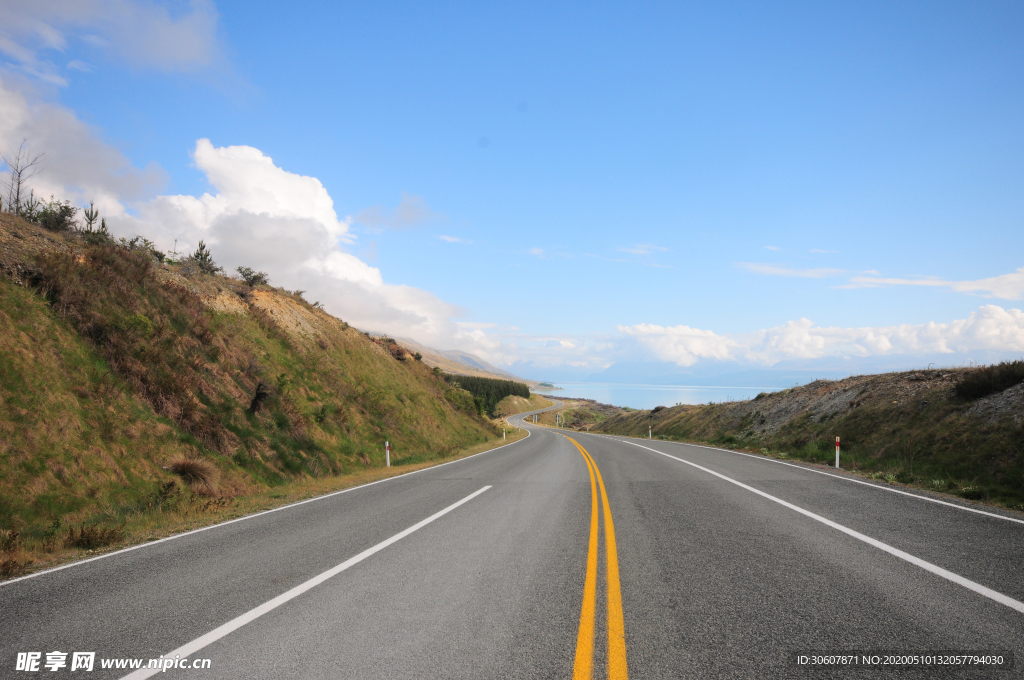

{"left": 2, "top": 402, "right": 1023, "bottom": 679}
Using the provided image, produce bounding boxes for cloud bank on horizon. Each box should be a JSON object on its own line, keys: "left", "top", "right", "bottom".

{"left": 1, "top": 1, "right": 1023, "bottom": 379}
{"left": 619, "top": 306, "right": 1024, "bottom": 367}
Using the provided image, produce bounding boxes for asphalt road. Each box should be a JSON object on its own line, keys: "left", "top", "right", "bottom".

{"left": 2, "top": 403, "right": 1023, "bottom": 679}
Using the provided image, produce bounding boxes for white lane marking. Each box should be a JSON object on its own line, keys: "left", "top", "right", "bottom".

{"left": 580, "top": 431, "right": 1024, "bottom": 526}
{"left": 1, "top": 428, "right": 534, "bottom": 588}
{"left": 119, "top": 486, "right": 491, "bottom": 680}
{"left": 622, "top": 440, "right": 1024, "bottom": 615}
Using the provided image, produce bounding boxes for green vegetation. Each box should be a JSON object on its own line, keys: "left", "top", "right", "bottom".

{"left": 236, "top": 266, "right": 270, "bottom": 287}
{"left": 442, "top": 374, "right": 530, "bottom": 416}
{"left": 595, "top": 372, "right": 1024, "bottom": 510}
{"left": 36, "top": 197, "right": 79, "bottom": 233}
{"left": 184, "top": 240, "right": 223, "bottom": 275}
{"left": 0, "top": 214, "right": 500, "bottom": 576}
{"left": 954, "top": 360, "right": 1024, "bottom": 400}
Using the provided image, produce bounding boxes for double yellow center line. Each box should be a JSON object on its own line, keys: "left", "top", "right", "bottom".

{"left": 567, "top": 436, "right": 627, "bottom": 680}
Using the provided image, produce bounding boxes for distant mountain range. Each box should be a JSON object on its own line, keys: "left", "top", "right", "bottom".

{"left": 395, "top": 337, "right": 538, "bottom": 386}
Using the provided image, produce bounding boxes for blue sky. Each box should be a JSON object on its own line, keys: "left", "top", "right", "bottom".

{"left": 2, "top": 1, "right": 1023, "bottom": 381}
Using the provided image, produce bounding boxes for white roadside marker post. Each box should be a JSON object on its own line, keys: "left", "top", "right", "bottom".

{"left": 386, "top": 441, "right": 390, "bottom": 468}
{"left": 503, "top": 428, "right": 506, "bottom": 440}
{"left": 835, "top": 436, "right": 840, "bottom": 469}
{"left": 649, "top": 425, "right": 652, "bottom": 440}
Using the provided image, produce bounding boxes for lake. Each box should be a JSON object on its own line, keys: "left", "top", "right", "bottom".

{"left": 532, "top": 382, "right": 781, "bottom": 410}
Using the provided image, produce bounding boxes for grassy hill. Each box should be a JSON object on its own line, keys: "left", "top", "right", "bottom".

{"left": 593, "top": 368, "right": 1024, "bottom": 510}
{"left": 492, "top": 393, "right": 554, "bottom": 418}
{"left": 0, "top": 214, "right": 498, "bottom": 575}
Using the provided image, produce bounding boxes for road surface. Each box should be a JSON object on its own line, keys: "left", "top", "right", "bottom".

{"left": 2, "top": 403, "right": 1022, "bottom": 678}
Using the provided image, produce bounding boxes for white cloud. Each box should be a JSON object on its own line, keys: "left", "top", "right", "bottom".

{"left": 764, "top": 245, "right": 781, "bottom": 251}
{"left": 738, "top": 262, "right": 845, "bottom": 278}
{"left": 110, "top": 139, "right": 491, "bottom": 349}
{"left": 0, "top": 75, "right": 165, "bottom": 213}
{"left": 846, "top": 268, "right": 1024, "bottom": 300}
{"left": 618, "top": 243, "right": 668, "bottom": 256}
{"left": 529, "top": 247, "right": 544, "bottom": 257}
{"left": 354, "top": 192, "right": 441, "bottom": 231}
{"left": 0, "top": 75, "right": 555, "bottom": 366}
{"left": 437, "top": 234, "right": 468, "bottom": 243}
{"left": 620, "top": 305, "right": 1024, "bottom": 366}
{"left": 0, "top": 0, "right": 221, "bottom": 83}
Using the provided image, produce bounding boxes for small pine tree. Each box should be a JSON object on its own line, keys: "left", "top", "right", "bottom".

{"left": 83, "top": 201, "right": 99, "bottom": 232}
{"left": 189, "top": 240, "right": 222, "bottom": 275}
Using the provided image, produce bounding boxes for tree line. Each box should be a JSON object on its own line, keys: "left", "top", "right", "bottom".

{"left": 442, "top": 373, "right": 530, "bottom": 416}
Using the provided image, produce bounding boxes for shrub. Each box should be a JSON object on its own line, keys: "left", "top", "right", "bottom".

{"left": 959, "top": 485, "right": 985, "bottom": 500}
{"left": 120, "top": 235, "right": 163, "bottom": 261}
{"left": 118, "top": 313, "right": 154, "bottom": 339}
{"left": 0, "top": 558, "right": 31, "bottom": 577}
{"left": 66, "top": 524, "right": 125, "bottom": 549}
{"left": 249, "top": 381, "right": 273, "bottom": 412}
{"left": 36, "top": 197, "right": 78, "bottom": 232}
{"left": 83, "top": 219, "right": 113, "bottom": 245}
{"left": 166, "top": 456, "right": 218, "bottom": 493}
{"left": 955, "top": 361, "right": 1024, "bottom": 400}
{"left": 313, "top": 403, "right": 335, "bottom": 423}
{"left": 237, "top": 266, "right": 270, "bottom": 287}
{"left": 0, "top": 529, "right": 21, "bottom": 554}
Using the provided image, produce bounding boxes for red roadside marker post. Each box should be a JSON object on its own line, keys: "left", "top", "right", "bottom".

{"left": 386, "top": 441, "right": 390, "bottom": 468}
{"left": 835, "top": 436, "right": 840, "bottom": 469}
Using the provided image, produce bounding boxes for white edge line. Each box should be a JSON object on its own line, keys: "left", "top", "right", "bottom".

{"left": 1, "top": 416, "right": 544, "bottom": 588}
{"left": 622, "top": 439, "right": 1024, "bottom": 615}
{"left": 578, "top": 431, "right": 1024, "bottom": 526}
{"left": 118, "top": 485, "right": 491, "bottom": 680}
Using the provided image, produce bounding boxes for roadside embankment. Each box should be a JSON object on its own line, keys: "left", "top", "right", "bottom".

{"left": 594, "top": 368, "right": 1024, "bottom": 510}
{"left": 0, "top": 213, "right": 504, "bottom": 578}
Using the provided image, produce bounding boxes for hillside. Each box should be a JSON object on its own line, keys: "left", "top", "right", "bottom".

{"left": 593, "top": 368, "right": 1024, "bottom": 508}
{"left": 533, "top": 398, "right": 627, "bottom": 429}
{"left": 0, "top": 213, "right": 499, "bottom": 574}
